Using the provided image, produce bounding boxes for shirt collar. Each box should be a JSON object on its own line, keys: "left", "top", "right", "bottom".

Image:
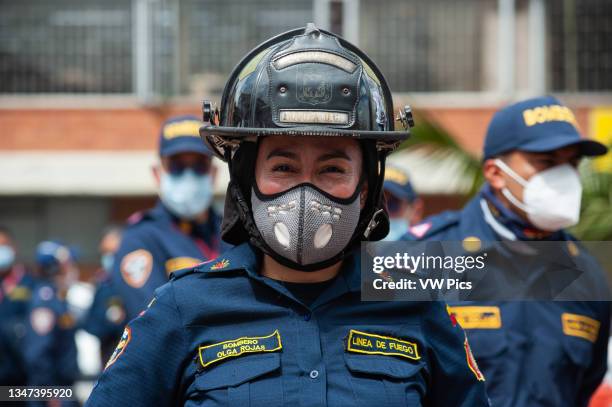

{"left": 480, "top": 184, "right": 568, "bottom": 241}
{"left": 197, "top": 243, "right": 362, "bottom": 309}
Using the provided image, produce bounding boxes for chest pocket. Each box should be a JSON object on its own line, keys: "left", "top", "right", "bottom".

{"left": 561, "top": 334, "right": 594, "bottom": 369}
{"left": 527, "top": 327, "right": 596, "bottom": 404}
{"left": 344, "top": 353, "right": 426, "bottom": 407}
{"left": 194, "top": 353, "right": 283, "bottom": 407}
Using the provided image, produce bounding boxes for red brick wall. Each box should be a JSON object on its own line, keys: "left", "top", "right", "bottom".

{"left": 0, "top": 105, "right": 592, "bottom": 154}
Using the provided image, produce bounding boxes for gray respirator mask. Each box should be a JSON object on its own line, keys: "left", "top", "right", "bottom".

{"left": 251, "top": 182, "right": 362, "bottom": 270}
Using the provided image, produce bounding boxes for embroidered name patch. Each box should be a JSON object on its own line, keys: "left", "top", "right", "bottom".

{"left": 448, "top": 306, "right": 502, "bottom": 329}
{"left": 198, "top": 330, "right": 282, "bottom": 368}
{"left": 562, "top": 313, "right": 600, "bottom": 343}
{"left": 346, "top": 329, "right": 420, "bottom": 361}
{"left": 279, "top": 110, "right": 349, "bottom": 125}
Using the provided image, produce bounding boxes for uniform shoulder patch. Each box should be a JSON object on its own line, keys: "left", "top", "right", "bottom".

{"left": 210, "top": 259, "right": 230, "bottom": 270}
{"left": 58, "top": 313, "right": 75, "bottom": 329}
{"left": 38, "top": 285, "right": 54, "bottom": 301}
{"left": 105, "top": 301, "right": 126, "bottom": 324}
{"left": 447, "top": 306, "right": 502, "bottom": 330}
{"left": 409, "top": 211, "right": 461, "bottom": 240}
{"left": 30, "top": 307, "right": 55, "bottom": 335}
{"left": 562, "top": 313, "right": 600, "bottom": 343}
{"left": 121, "top": 249, "right": 153, "bottom": 288}
{"left": 464, "top": 336, "right": 485, "bottom": 381}
{"left": 346, "top": 329, "right": 420, "bottom": 361}
{"left": 105, "top": 326, "right": 131, "bottom": 370}
{"left": 8, "top": 286, "right": 31, "bottom": 301}
{"left": 126, "top": 211, "right": 145, "bottom": 225}
{"left": 198, "top": 330, "right": 282, "bottom": 368}
{"left": 408, "top": 222, "right": 432, "bottom": 239}
{"left": 165, "top": 257, "right": 202, "bottom": 275}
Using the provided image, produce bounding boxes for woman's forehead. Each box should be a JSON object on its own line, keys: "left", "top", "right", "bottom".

{"left": 259, "top": 135, "right": 360, "bottom": 155}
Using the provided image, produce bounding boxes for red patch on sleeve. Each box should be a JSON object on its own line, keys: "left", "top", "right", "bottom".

{"left": 409, "top": 222, "right": 432, "bottom": 238}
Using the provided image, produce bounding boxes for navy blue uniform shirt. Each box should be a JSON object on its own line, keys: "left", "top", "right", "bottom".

{"left": 111, "top": 201, "right": 226, "bottom": 320}
{"left": 82, "top": 271, "right": 127, "bottom": 363}
{"left": 0, "top": 265, "right": 34, "bottom": 385}
{"left": 403, "top": 186, "right": 610, "bottom": 407}
{"left": 87, "top": 243, "right": 489, "bottom": 406}
{"left": 24, "top": 280, "right": 79, "bottom": 388}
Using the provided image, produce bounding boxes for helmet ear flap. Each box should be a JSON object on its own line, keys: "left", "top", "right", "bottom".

{"left": 219, "top": 142, "right": 259, "bottom": 245}
{"left": 356, "top": 142, "right": 390, "bottom": 241}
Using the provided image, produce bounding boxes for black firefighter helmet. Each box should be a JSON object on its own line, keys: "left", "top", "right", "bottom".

{"left": 201, "top": 23, "right": 414, "bottom": 264}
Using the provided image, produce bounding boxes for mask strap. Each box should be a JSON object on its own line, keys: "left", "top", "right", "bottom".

{"left": 494, "top": 158, "right": 528, "bottom": 187}
{"left": 500, "top": 187, "right": 529, "bottom": 213}
{"left": 493, "top": 158, "right": 532, "bottom": 212}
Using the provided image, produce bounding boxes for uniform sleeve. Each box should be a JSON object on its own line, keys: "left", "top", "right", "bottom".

{"left": 422, "top": 302, "right": 490, "bottom": 406}
{"left": 25, "top": 288, "right": 78, "bottom": 387}
{"left": 577, "top": 301, "right": 610, "bottom": 407}
{"left": 85, "top": 281, "right": 188, "bottom": 407}
{"left": 82, "top": 284, "right": 126, "bottom": 341}
{"left": 24, "top": 288, "right": 56, "bottom": 386}
{"left": 111, "top": 230, "right": 169, "bottom": 320}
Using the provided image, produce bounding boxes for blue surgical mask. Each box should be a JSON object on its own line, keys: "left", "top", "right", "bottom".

{"left": 383, "top": 218, "right": 410, "bottom": 241}
{"left": 0, "top": 245, "right": 16, "bottom": 271}
{"left": 101, "top": 253, "right": 114, "bottom": 274}
{"left": 159, "top": 169, "right": 214, "bottom": 220}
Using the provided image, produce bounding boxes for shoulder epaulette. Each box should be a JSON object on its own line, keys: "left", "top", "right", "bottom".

{"left": 407, "top": 211, "right": 461, "bottom": 240}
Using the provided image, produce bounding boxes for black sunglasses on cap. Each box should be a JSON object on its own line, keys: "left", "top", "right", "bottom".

{"left": 167, "top": 159, "right": 212, "bottom": 176}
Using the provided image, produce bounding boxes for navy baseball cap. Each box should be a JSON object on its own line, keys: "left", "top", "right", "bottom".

{"left": 159, "top": 115, "right": 212, "bottom": 157}
{"left": 383, "top": 166, "right": 417, "bottom": 203}
{"left": 35, "top": 241, "right": 76, "bottom": 269}
{"left": 483, "top": 96, "right": 608, "bottom": 159}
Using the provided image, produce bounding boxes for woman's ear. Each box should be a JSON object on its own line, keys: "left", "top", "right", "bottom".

{"left": 360, "top": 182, "right": 369, "bottom": 209}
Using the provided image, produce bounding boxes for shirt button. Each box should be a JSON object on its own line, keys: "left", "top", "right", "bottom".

{"left": 309, "top": 369, "right": 319, "bottom": 379}
{"left": 303, "top": 313, "right": 311, "bottom": 321}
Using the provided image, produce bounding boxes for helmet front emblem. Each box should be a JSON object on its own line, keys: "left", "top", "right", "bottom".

{"left": 297, "top": 67, "right": 332, "bottom": 105}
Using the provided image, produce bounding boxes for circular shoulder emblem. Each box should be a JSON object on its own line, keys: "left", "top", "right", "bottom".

{"left": 30, "top": 307, "right": 55, "bottom": 336}
{"left": 121, "top": 249, "right": 153, "bottom": 288}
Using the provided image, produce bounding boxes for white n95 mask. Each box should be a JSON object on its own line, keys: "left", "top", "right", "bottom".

{"left": 159, "top": 170, "right": 214, "bottom": 220}
{"left": 494, "top": 159, "right": 582, "bottom": 232}
{"left": 251, "top": 183, "right": 361, "bottom": 268}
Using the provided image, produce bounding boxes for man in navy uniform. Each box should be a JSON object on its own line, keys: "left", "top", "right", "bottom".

{"left": 382, "top": 165, "right": 423, "bottom": 241}
{"left": 82, "top": 226, "right": 127, "bottom": 365}
{"left": 405, "top": 96, "right": 610, "bottom": 407}
{"left": 112, "top": 115, "right": 225, "bottom": 320}
{"left": 25, "top": 241, "right": 79, "bottom": 401}
{"left": 0, "top": 226, "right": 34, "bottom": 386}
{"left": 86, "top": 24, "right": 489, "bottom": 406}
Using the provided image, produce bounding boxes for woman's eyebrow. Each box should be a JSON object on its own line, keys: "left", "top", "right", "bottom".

{"left": 266, "top": 148, "right": 298, "bottom": 160}
{"left": 317, "top": 150, "right": 351, "bottom": 162}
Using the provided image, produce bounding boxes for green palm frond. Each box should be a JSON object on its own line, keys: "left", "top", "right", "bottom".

{"left": 398, "top": 118, "right": 484, "bottom": 198}
{"left": 571, "top": 159, "right": 612, "bottom": 240}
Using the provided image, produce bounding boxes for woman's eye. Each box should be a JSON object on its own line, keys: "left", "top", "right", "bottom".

{"left": 321, "top": 166, "right": 345, "bottom": 174}
{"left": 271, "top": 164, "right": 294, "bottom": 173}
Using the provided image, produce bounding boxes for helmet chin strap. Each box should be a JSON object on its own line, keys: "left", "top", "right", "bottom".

{"left": 361, "top": 152, "right": 388, "bottom": 239}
